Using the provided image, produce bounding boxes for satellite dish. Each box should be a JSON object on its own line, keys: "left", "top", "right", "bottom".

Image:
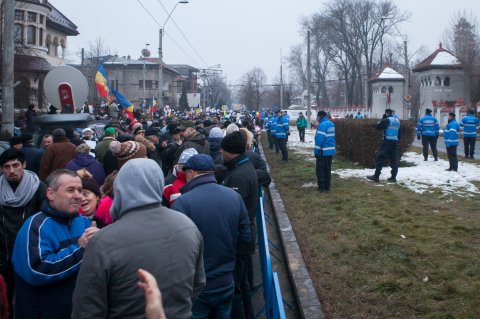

{"left": 44, "top": 66, "right": 88, "bottom": 113}
{"left": 142, "top": 48, "right": 151, "bottom": 57}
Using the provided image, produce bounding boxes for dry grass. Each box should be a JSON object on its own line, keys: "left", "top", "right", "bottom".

{"left": 263, "top": 138, "right": 480, "bottom": 319}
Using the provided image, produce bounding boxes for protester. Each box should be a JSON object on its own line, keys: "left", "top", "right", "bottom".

{"left": 9, "top": 136, "right": 22, "bottom": 150}
{"left": 367, "top": 108, "right": 400, "bottom": 182}
{"left": 109, "top": 140, "right": 147, "bottom": 168}
{"left": 20, "top": 133, "right": 43, "bottom": 175}
{"left": 296, "top": 112, "right": 307, "bottom": 142}
{"left": 175, "top": 121, "right": 211, "bottom": 163}
{"left": 208, "top": 127, "right": 224, "bottom": 161}
{"left": 163, "top": 148, "right": 198, "bottom": 207}
{"left": 39, "top": 128, "right": 77, "bottom": 181}
{"left": 314, "top": 110, "right": 336, "bottom": 192}
{"left": 94, "top": 170, "right": 118, "bottom": 228}
{"left": 460, "top": 109, "right": 479, "bottom": 159}
{"left": 12, "top": 169, "right": 99, "bottom": 319}
{"left": 159, "top": 123, "right": 183, "bottom": 176}
{"left": 82, "top": 128, "right": 97, "bottom": 142}
{"left": 416, "top": 108, "right": 439, "bottom": 161}
{"left": 95, "top": 127, "right": 117, "bottom": 164}
{"left": 0, "top": 149, "right": 47, "bottom": 316}
{"left": 72, "top": 159, "right": 205, "bottom": 319}
{"left": 220, "top": 131, "right": 258, "bottom": 319}
{"left": 79, "top": 174, "right": 102, "bottom": 225}
{"left": 41, "top": 134, "right": 53, "bottom": 150}
{"left": 172, "top": 154, "right": 251, "bottom": 319}
{"left": 66, "top": 143, "right": 106, "bottom": 185}
{"left": 444, "top": 112, "right": 461, "bottom": 171}
{"left": 25, "top": 104, "right": 38, "bottom": 134}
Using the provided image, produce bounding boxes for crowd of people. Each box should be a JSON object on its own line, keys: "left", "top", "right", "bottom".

{"left": 0, "top": 105, "right": 272, "bottom": 319}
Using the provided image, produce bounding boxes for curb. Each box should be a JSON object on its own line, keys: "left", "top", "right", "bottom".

{"left": 259, "top": 143, "right": 325, "bottom": 319}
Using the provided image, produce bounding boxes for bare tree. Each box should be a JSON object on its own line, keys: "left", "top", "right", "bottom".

{"left": 205, "top": 74, "right": 231, "bottom": 109}
{"left": 238, "top": 67, "right": 267, "bottom": 111}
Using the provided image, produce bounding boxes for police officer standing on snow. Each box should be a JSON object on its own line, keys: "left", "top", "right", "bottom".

{"left": 416, "top": 108, "right": 439, "bottom": 161}
{"left": 460, "top": 109, "right": 480, "bottom": 159}
{"left": 314, "top": 111, "right": 336, "bottom": 192}
{"left": 367, "top": 108, "right": 400, "bottom": 182}
{"left": 444, "top": 112, "right": 461, "bottom": 171}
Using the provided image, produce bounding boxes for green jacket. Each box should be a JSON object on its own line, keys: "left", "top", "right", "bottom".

{"left": 296, "top": 116, "right": 307, "bottom": 128}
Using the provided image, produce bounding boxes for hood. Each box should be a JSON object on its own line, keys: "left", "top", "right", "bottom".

{"left": 110, "top": 158, "right": 165, "bottom": 221}
{"left": 72, "top": 153, "right": 97, "bottom": 166}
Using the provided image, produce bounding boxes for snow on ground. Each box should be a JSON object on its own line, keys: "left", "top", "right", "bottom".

{"left": 282, "top": 128, "right": 480, "bottom": 196}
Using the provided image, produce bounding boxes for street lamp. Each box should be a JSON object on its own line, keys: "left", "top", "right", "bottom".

{"left": 382, "top": 16, "right": 410, "bottom": 119}
{"left": 158, "top": 0, "right": 188, "bottom": 109}
{"left": 142, "top": 43, "right": 150, "bottom": 104}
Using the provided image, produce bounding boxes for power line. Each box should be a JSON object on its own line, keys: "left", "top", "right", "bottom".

{"left": 155, "top": 0, "right": 209, "bottom": 68}
{"left": 136, "top": 0, "right": 202, "bottom": 67}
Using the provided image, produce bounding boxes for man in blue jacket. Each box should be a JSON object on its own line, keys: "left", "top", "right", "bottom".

{"left": 460, "top": 109, "right": 479, "bottom": 159}
{"left": 444, "top": 112, "right": 461, "bottom": 171}
{"left": 416, "top": 108, "right": 439, "bottom": 161}
{"left": 12, "top": 169, "right": 99, "bottom": 319}
{"left": 275, "top": 109, "right": 290, "bottom": 162}
{"left": 314, "top": 110, "right": 336, "bottom": 192}
{"left": 172, "top": 154, "right": 251, "bottom": 319}
{"left": 367, "top": 109, "right": 401, "bottom": 182}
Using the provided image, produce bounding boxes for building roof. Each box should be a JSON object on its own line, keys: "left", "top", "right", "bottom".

{"left": 412, "top": 43, "right": 462, "bottom": 73}
{"left": 105, "top": 56, "right": 158, "bottom": 66}
{"left": 168, "top": 64, "right": 200, "bottom": 76}
{"left": 14, "top": 55, "right": 52, "bottom": 73}
{"left": 369, "top": 65, "right": 404, "bottom": 83}
{"left": 46, "top": 3, "right": 79, "bottom": 36}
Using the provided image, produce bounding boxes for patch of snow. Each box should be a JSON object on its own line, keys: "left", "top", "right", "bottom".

{"left": 301, "top": 182, "right": 317, "bottom": 188}
{"left": 282, "top": 130, "right": 480, "bottom": 196}
{"left": 431, "top": 51, "right": 460, "bottom": 65}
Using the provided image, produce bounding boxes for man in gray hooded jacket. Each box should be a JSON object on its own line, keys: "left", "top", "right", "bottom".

{"left": 72, "top": 158, "right": 205, "bottom": 319}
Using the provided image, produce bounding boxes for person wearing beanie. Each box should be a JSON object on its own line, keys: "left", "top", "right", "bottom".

{"left": 39, "top": 128, "right": 77, "bottom": 181}
{"left": 162, "top": 148, "right": 198, "bottom": 207}
{"left": 109, "top": 140, "right": 147, "bottom": 168}
{"left": 95, "top": 127, "right": 117, "bottom": 164}
{"left": 225, "top": 123, "right": 239, "bottom": 135}
{"left": 102, "top": 134, "right": 134, "bottom": 176}
{"left": 367, "top": 108, "right": 401, "bottom": 182}
{"left": 67, "top": 144, "right": 106, "bottom": 186}
{"left": 9, "top": 136, "right": 23, "bottom": 150}
{"left": 79, "top": 176, "right": 102, "bottom": 226}
{"left": 416, "top": 108, "right": 439, "bottom": 161}
{"left": 208, "top": 127, "right": 223, "bottom": 161}
{"left": 444, "top": 112, "right": 460, "bottom": 171}
{"left": 219, "top": 131, "right": 258, "bottom": 318}
{"left": 72, "top": 159, "right": 204, "bottom": 319}
{"left": 20, "top": 133, "right": 43, "bottom": 175}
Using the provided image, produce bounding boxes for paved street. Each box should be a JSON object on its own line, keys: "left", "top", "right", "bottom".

{"left": 412, "top": 136, "right": 480, "bottom": 158}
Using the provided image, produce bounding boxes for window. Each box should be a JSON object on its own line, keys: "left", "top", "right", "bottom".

{"left": 444, "top": 77, "right": 450, "bottom": 86}
{"left": 15, "top": 10, "right": 24, "bottom": 21}
{"left": 40, "top": 15, "right": 44, "bottom": 24}
{"left": 381, "top": 86, "right": 387, "bottom": 93}
{"left": 139, "top": 80, "right": 154, "bottom": 89}
{"left": 27, "top": 26, "right": 36, "bottom": 45}
{"left": 434, "top": 76, "right": 441, "bottom": 86}
{"left": 28, "top": 12, "right": 37, "bottom": 23}
{"left": 14, "top": 24, "right": 23, "bottom": 43}
{"left": 388, "top": 86, "right": 394, "bottom": 94}
{"left": 39, "top": 28, "right": 43, "bottom": 46}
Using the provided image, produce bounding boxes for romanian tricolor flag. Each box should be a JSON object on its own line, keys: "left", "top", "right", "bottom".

{"left": 151, "top": 97, "right": 157, "bottom": 114}
{"left": 111, "top": 88, "right": 134, "bottom": 120}
{"left": 95, "top": 64, "right": 110, "bottom": 100}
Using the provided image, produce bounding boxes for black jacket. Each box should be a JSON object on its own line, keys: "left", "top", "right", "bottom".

{"left": 0, "top": 181, "right": 47, "bottom": 271}
{"left": 222, "top": 153, "right": 258, "bottom": 255}
{"left": 175, "top": 132, "right": 211, "bottom": 163}
{"left": 20, "top": 145, "right": 44, "bottom": 175}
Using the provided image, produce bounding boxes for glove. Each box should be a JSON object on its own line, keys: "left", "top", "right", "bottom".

{"left": 417, "top": 135, "right": 421, "bottom": 140}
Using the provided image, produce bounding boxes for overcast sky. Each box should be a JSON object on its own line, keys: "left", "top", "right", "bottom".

{"left": 54, "top": 0, "right": 480, "bottom": 84}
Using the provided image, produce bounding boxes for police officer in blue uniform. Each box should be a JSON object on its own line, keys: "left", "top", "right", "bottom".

{"left": 445, "top": 112, "right": 461, "bottom": 171}
{"left": 367, "top": 108, "right": 400, "bottom": 182}
{"left": 275, "top": 109, "right": 289, "bottom": 162}
{"left": 416, "top": 108, "right": 440, "bottom": 161}
{"left": 460, "top": 109, "right": 480, "bottom": 159}
{"left": 314, "top": 110, "right": 336, "bottom": 192}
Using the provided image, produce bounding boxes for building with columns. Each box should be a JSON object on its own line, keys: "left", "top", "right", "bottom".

{"left": 3, "top": 0, "right": 78, "bottom": 109}
{"left": 412, "top": 44, "right": 468, "bottom": 126}
{"left": 369, "top": 66, "right": 406, "bottom": 119}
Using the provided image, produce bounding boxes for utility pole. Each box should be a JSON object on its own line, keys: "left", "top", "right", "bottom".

{"left": 307, "top": 30, "right": 312, "bottom": 129}
{"left": 158, "top": 29, "right": 163, "bottom": 109}
{"left": 1, "top": 0, "right": 15, "bottom": 137}
{"left": 280, "top": 50, "right": 283, "bottom": 109}
{"left": 403, "top": 38, "right": 410, "bottom": 119}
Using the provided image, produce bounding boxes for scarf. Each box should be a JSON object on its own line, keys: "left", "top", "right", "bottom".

{"left": 0, "top": 170, "right": 40, "bottom": 207}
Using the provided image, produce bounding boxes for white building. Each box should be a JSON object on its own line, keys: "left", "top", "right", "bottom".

{"left": 369, "top": 66, "right": 406, "bottom": 119}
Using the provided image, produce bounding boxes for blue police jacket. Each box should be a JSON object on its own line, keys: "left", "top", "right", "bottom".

{"left": 444, "top": 119, "right": 460, "bottom": 147}
{"left": 270, "top": 116, "right": 278, "bottom": 136}
{"left": 460, "top": 115, "right": 480, "bottom": 137}
{"left": 417, "top": 114, "right": 439, "bottom": 137}
{"left": 12, "top": 201, "right": 91, "bottom": 286}
{"left": 314, "top": 117, "right": 336, "bottom": 156}
{"left": 275, "top": 116, "right": 289, "bottom": 138}
{"left": 385, "top": 117, "right": 400, "bottom": 141}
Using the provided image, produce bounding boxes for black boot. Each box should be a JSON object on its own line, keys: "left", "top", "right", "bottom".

{"left": 367, "top": 175, "right": 379, "bottom": 182}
